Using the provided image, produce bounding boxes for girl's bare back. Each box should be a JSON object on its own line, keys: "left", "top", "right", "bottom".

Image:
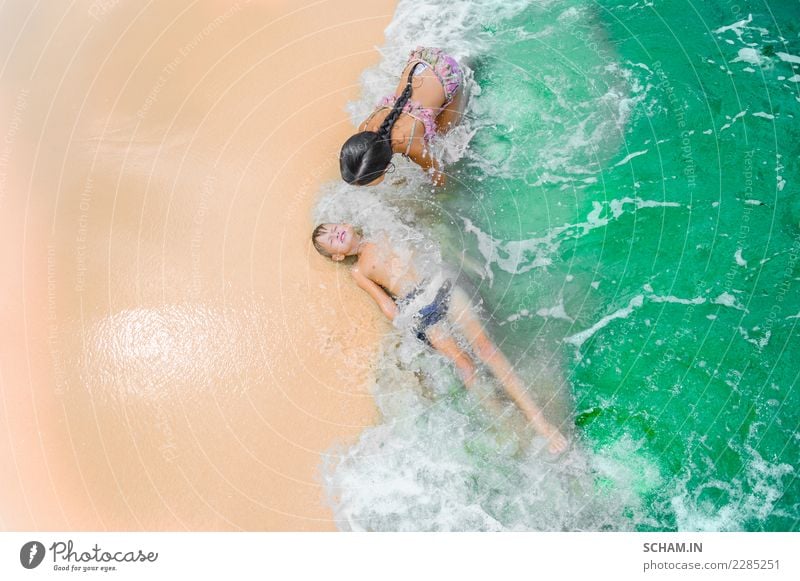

{"left": 360, "top": 64, "right": 453, "bottom": 168}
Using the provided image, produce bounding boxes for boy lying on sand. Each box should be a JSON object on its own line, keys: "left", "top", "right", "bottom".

{"left": 312, "top": 223, "right": 568, "bottom": 454}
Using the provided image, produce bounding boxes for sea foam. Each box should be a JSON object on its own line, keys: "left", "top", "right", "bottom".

{"left": 314, "top": 0, "right": 654, "bottom": 531}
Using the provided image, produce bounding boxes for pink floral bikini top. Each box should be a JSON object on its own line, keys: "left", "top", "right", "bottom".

{"left": 373, "top": 95, "right": 438, "bottom": 150}
{"left": 364, "top": 63, "right": 440, "bottom": 157}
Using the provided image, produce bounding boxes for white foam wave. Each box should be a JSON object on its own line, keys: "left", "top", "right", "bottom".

{"left": 564, "top": 295, "right": 644, "bottom": 353}
{"left": 671, "top": 427, "right": 793, "bottom": 531}
{"left": 316, "top": 0, "right": 669, "bottom": 532}
{"left": 463, "top": 197, "right": 682, "bottom": 280}
{"left": 323, "top": 336, "right": 659, "bottom": 531}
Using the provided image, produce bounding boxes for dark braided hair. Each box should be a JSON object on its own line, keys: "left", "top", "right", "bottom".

{"left": 340, "top": 67, "right": 418, "bottom": 185}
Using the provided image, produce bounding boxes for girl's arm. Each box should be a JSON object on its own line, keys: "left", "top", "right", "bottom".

{"left": 419, "top": 154, "right": 446, "bottom": 186}
{"left": 409, "top": 144, "right": 446, "bottom": 186}
{"left": 351, "top": 268, "right": 398, "bottom": 321}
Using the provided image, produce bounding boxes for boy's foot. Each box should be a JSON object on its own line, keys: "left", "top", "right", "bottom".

{"left": 545, "top": 429, "right": 568, "bottom": 455}
{"left": 530, "top": 417, "right": 569, "bottom": 454}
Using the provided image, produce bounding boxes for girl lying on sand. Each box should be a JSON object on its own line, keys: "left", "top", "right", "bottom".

{"left": 339, "top": 47, "right": 466, "bottom": 187}
{"left": 311, "top": 222, "right": 569, "bottom": 454}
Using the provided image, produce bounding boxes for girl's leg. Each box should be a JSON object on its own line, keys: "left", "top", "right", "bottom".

{"left": 435, "top": 88, "right": 466, "bottom": 133}
{"left": 435, "top": 53, "right": 467, "bottom": 131}
{"left": 448, "top": 289, "right": 568, "bottom": 453}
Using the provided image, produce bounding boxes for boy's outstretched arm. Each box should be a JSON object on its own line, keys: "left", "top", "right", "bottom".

{"left": 351, "top": 267, "right": 398, "bottom": 321}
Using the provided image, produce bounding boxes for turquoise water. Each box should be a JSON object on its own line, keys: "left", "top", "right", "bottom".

{"left": 319, "top": 0, "right": 798, "bottom": 531}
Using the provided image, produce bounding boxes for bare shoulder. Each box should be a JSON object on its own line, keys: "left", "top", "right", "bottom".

{"left": 352, "top": 242, "right": 379, "bottom": 275}
{"left": 361, "top": 241, "right": 381, "bottom": 260}
{"left": 350, "top": 262, "right": 370, "bottom": 288}
{"left": 363, "top": 108, "right": 387, "bottom": 132}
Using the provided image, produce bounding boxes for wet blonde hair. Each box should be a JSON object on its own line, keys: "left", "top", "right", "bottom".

{"left": 311, "top": 224, "right": 332, "bottom": 257}
{"left": 310, "top": 224, "right": 364, "bottom": 260}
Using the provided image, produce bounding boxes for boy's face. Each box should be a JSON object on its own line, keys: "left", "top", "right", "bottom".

{"left": 316, "top": 223, "right": 357, "bottom": 261}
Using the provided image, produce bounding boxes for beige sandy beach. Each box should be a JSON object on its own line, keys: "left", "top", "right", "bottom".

{"left": 0, "top": 0, "right": 396, "bottom": 530}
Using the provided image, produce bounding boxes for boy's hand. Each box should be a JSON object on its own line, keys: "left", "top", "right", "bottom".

{"left": 383, "top": 302, "right": 398, "bottom": 321}
{"left": 351, "top": 268, "right": 398, "bottom": 323}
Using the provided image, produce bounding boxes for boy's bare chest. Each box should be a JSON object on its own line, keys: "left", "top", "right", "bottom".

{"left": 360, "top": 245, "right": 414, "bottom": 291}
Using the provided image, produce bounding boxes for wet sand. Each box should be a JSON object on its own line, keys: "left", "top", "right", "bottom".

{"left": 0, "top": 0, "right": 395, "bottom": 530}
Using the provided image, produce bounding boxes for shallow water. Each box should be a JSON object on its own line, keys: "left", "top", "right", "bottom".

{"left": 318, "top": 0, "right": 798, "bottom": 531}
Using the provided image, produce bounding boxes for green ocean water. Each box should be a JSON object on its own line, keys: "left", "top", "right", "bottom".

{"left": 440, "top": 0, "right": 799, "bottom": 530}
{"left": 321, "top": 0, "right": 797, "bottom": 531}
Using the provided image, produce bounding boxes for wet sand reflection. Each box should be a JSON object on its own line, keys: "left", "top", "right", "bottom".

{"left": 1, "top": 0, "right": 394, "bottom": 530}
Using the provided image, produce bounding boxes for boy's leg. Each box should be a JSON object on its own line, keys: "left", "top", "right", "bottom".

{"left": 424, "top": 325, "right": 478, "bottom": 388}
{"left": 447, "top": 289, "right": 531, "bottom": 402}
{"left": 425, "top": 324, "right": 531, "bottom": 426}
{"left": 448, "top": 289, "right": 568, "bottom": 453}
